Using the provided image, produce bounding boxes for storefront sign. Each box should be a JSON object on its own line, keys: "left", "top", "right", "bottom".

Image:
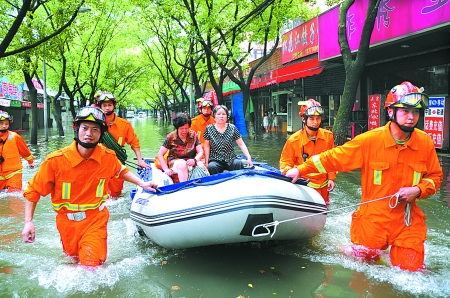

{"left": 368, "top": 94, "right": 381, "bottom": 130}
{"left": 10, "top": 100, "right": 21, "bottom": 107}
{"left": 0, "top": 79, "right": 22, "bottom": 100}
{"left": 21, "top": 101, "right": 32, "bottom": 108}
{"left": 319, "top": 0, "right": 450, "bottom": 60}
{"left": 0, "top": 98, "right": 11, "bottom": 107}
{"left": 282, "top": 17, "right": 318, "bottom": 64}
{"left": 424, "top": 97, "right": 445, "bottom": 148}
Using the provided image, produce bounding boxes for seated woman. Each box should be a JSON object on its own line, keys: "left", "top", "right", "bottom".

{"left": 157, "top": 113, "right": 207, "bottom": 182}
{"left": 203, "top": 105, "right": 253, "bottom": 174}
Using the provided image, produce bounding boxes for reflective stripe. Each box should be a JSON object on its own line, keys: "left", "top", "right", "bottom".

{"left": 24, "top": 154, "right": 33, "bottom": 161}
{"left": 374, "top": 170, "right": 382, "bottom": 185}
{"left": 96, "top": 179, "right": 106, "bottom": 197}
{"left": 62, "top": 182, "right": 71, "bottom": 200}
{"left": 0, "top": 169, "right": 22, "bottom": 180}
{"left": 422, "top": 178, "right": 436, "bottom": 189}
{"left": 116, "top": 164, "right": 127, "bottom": 178}
{"left": 412, "top": 171, "right": 421, "bottom": 186}
{"left": 117, "top": 137, "right": 124, "bottom": 146}
{"left": 307, "top": 180, "right": 329, "bottom": 188}
{"left": 312, "top": 155, "right": 326, "bottom": 174}
{"left": 52, "top": 198, "right": 107, "bottom": 212}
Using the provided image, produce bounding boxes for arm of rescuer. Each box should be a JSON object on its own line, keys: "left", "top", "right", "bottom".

{"left": 121, "top": 119, "right": 150, "bottom": 169}
{"left": 16, "top": 134, "right": 35, "bottom": 168}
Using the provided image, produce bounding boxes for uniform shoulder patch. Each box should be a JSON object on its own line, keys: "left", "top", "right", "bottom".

{"left": 47, "top": 148, "right": 66, "bottom": 159}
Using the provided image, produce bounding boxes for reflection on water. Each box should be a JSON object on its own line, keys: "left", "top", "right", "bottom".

{"left": 0, "top": 119, "right": 449, "bottom": 297}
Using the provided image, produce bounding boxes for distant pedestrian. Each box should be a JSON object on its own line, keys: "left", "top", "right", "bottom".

{"left": 263, "top": 112, "right": 269, "bottom": 133}
{"left": 272, "top": 112, "right": 279, "bottom": 132}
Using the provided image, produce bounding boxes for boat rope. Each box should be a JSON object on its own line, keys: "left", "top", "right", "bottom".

{"left": 152, "top": 169, "right": 309, "bottom": 195}
{"left": 102, "top": 132, "right": 128, "bottom": 164}
{"left": 252, "top": 192, "right": 411, "bottom": 238}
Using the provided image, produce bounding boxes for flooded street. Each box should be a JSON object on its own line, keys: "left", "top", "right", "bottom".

{"left": 1, "top": 117, "right": 449, "bottom": 297}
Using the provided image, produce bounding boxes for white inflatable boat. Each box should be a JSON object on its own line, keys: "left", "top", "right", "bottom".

{"left": 130, "top": 162, "right": 327, "bottom": 249}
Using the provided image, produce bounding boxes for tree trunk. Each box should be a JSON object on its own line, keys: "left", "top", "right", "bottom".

{"left": 334, "top": 0, "right": 380, "bottom": 145}
{"left": 333, "top": 68, "right": 360, "bottom": 145}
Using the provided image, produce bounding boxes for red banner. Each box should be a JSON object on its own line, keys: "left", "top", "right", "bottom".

{"left": 281, "top": 17, "right": 318, "bottom": 64}
{"left": 368, "top": 94, "right": 381, "bottom": 130}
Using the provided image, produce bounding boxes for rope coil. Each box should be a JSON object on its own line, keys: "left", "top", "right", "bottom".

{"left": 102, "top": 132, "right": 127, "bottom": 164}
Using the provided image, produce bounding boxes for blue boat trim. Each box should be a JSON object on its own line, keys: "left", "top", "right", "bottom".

{"left": 137, "top": 169, "right": 310, "bottom": 196}
{"left": 131, "top": 195, "right": 326, "bottom": 227}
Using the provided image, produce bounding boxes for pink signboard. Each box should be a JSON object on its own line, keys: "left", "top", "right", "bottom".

{"left": 368, "top": 94, "right": 381, "bottom": 130}
{"left": 424, "top": 97, "right": 445, "bottom": 148}
{"left": 319, "top": 0, "right": 450, "bottom": 60}
{"left": 281, "top": 17, "right": 318, "bottom": 64}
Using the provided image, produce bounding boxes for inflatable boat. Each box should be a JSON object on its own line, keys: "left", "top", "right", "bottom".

{"left": 129, "top": 161, "right": 327, "bottom": 249}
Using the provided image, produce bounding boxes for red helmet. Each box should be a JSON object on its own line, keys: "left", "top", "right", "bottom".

{"left": 384, "top": 81, "right": 428, "bottom": 109}
{"left": 0, "top": 110, "right": 12, "bottom": 123}
{"left": 96, "top": 91, "right": 117, "bottom": 107}
{"left": 298, "top": 99, "right": 324, "bottom": 117}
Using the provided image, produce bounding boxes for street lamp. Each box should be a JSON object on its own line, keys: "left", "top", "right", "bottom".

{"left": 42, "top": 6, "right": 91, "bottom": 141}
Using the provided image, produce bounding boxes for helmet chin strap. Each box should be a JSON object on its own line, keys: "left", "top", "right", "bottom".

{"left": 391, "top": 108, "right": 415, "bottom": 133}
{"left": 303, "top": 116, "right": 320, "bottom": 131}
{"left": 105, "top": 111, "right": 114, "bottom": 116}
{"left": 0, "top": 129, "right": 8, "bottom": 133}
{"left": 306, "top": 125, "right": 319, "bottom": 131}
{"left": 74, "top": 138, "right": 98, "bottom": 149}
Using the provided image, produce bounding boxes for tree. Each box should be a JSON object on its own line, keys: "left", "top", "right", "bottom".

{"left": 333, "top": 0, "right": 380, "bottom": 145}
{"left": 0, "top": 0, "right": 87, "bottom": 58}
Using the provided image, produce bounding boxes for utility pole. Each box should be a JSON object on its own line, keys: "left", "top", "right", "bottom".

{"left": 43, "top": 60, "right": 48, "bottom": 141}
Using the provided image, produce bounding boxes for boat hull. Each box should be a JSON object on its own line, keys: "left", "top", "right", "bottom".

{"left": 130, "top": 168, "right": 327, "bottom": 249}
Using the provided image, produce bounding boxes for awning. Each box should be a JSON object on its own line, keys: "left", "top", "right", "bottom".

{"left": 276, "top": 58, "right": 324, "bottom": 84}
{"left": 250, "top": 57, "right": 324, "bottom": 90}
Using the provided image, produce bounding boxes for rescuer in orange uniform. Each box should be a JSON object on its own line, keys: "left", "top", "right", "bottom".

{"left": 289, "top": 82, "right": 443, "bottom": 271}
{"left": 96, "top": 91, "right": 150, "bottom": 198}
{"left": 21, "top": 106, "right": 157, "bottom": 266}
{"left": 0, "top": 110, "right": 34, "bottom": 192}
{"left": 280, "top": 99, "right": 336, "bottom": 206}
{"left": 190, "top": 99, "right": 215, "bottom": 147}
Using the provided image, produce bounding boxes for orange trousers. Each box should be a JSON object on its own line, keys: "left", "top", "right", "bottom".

{"left": 56, "top": 207, "right": 109, "bottom": 266}
{"left": 0, "top": 172, "right": 22, "bottom": 192}
{"left": 350, "top": 203, "right": 426, "bottom": 271}
{"left": 313, "top": 186, "right": 330, "bottom": 206}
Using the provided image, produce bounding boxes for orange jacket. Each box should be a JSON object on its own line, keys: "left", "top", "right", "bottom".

{"left": 24, "top": 141, "right": 129, "bottom": 213}
{"left": 0, "top": 131, "right": 34, "bottom": 173}
{"left": 190, "top": 114, "right": 215, "bottom": 145}
{"left": 105, "top": 113, "right": 140, "bottom": 147}
{"left": 299, "top": 122, "right": 443, "bottom": 204}
{"left": 280, "top": 128, "right": 336, "bottom": 188}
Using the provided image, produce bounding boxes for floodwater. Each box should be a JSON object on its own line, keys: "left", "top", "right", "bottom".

{"left": 1, "top": 116, "right": 449, "bottom": 298}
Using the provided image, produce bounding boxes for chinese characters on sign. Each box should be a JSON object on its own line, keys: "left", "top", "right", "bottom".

{"left": 281, "top": 18, "right": 318, "bottom": 64}
{"left": 368, "top": 94, "right": 381, "bottom": 130}
{"left": 424, "top": 97, "right": 445, "bottom": 148}
{"left": 0, "top": 81, "right": 22, "bottom": 100}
